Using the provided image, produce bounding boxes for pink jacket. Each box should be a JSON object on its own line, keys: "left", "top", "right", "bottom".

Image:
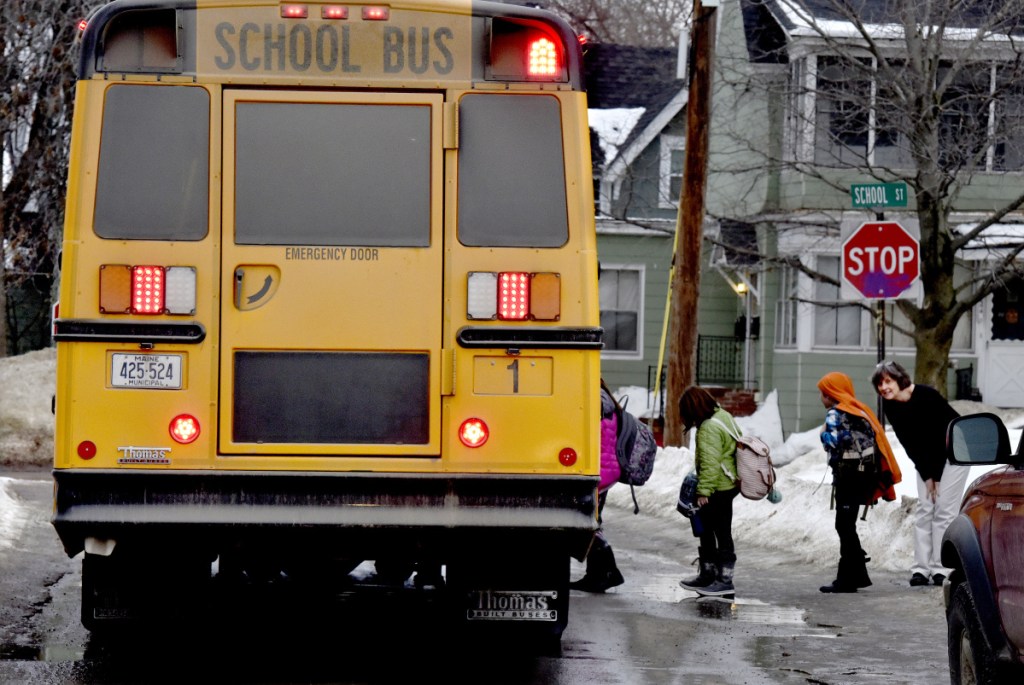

{"left": 599, "top": 393, "right": 620, "bottom": 491}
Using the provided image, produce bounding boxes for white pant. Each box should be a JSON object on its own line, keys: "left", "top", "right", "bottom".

{"left": 912, "top": 463, "right": 971, "bottom": 577}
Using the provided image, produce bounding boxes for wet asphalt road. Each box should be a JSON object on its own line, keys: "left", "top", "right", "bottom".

{"left": 0, "top": 469, "right": 949, "bottom": 684}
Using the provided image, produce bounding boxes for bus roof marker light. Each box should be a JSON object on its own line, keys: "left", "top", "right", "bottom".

{"left": 322, "top": 5, "right": 349, "bottom": 19}
{"left": 467, "top": 272, "right": 498, "bottom": 319}
{"left": 459, "top": 418, "right": 489, "bottom": 448}
{"left": 362, "top": 6, "right": 390, "bottom": 21}
{"left": 281, "top": 4, "right": 308, "bottom": 18}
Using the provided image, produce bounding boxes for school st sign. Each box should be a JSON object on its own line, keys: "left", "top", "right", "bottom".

{"left": 840, "top": 220, "right": 921, "bottom": 300}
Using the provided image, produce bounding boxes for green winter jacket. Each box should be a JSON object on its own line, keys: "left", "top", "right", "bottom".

{"left": 694, "top": 407, "right": 740, "bottom": 497}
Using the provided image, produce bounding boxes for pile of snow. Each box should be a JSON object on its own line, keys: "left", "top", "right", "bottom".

{"left": 0, "top": 348, "right": 55, "bottom": 467}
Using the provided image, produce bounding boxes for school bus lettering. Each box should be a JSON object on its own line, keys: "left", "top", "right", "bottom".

{"left": 214, "top": 21, "right": 454, "bottom": 76}
{"left": 382, "top": 26, "right": 454, "bottom": 75}
{"left": 282, "top": 247, "right": 380, "bottom": 261}
{"left": 214, "top": 22, "right": 362, "bottom": 73}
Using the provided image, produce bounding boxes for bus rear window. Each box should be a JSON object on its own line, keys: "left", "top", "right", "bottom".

{"left": 94, "top": 85, "right": 209, "bottom": 240}
{"left": 458, "top": 94, "right": 568, "bottom": 247}
{"left": 234, "top": 103, "right": 431, "bottom": 247}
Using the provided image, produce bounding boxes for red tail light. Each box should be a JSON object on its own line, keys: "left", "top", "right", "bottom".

{"left": 132, "top": 266, "right": 165, "bottom": 314}
{"left": 498, "top": 272, "right": 530, "bottom": 320}
{"left": 169, "top": 414, "right": 200, "bottom": 444}
{"left": 459, "top": 418, "right": 489, "bottom": 447}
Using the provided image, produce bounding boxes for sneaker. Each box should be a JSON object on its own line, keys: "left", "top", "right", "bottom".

{"left": 909, "top": 572, "right": 929, "bottom": 586}
{"left": 932, "top": 573, "right": 946, "bottom": 586}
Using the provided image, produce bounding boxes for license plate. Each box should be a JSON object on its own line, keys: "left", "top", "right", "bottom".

{"left": 465, "top": 590, "right": 559, "bottom": 622}
{"left": 111, "top": 354, "right": 183, "bottom": 389}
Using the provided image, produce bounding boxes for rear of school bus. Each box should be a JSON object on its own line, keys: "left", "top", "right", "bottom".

{"left": 49, "top": 0, "right": 598, "bottom": 643}
{"left": 52, "top": 0, "right": 601, "bottom": 643}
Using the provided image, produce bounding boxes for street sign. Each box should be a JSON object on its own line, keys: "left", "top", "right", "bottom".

{"left": 851, "top": 182, "right": 908, "bottom": 209}
{"left": 841, "top": 220, "right": 920, "bottom": 300}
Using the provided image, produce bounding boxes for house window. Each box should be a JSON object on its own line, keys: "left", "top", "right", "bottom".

{"left": 813, "top": 256, "right": 862, "bottom": 347}
{"left": 774, "top": 264, "right": 798, "bottom": 348}
{"left": 600, "top": 265, "right": 644, "bottom": 358}
{"left": 659, "top": 135, "right": 685, "bottom": 209}
{"left": 814, "top": 56, "right": 871, "bottom": 166}
{"left": 808, "top": 55, "right": 1024, "bottom": 170}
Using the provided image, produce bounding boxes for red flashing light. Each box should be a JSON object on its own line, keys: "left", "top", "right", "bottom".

{"left": 170, "top": 414, "right": 200, "bottom": 444}
{"left": 498, "top": 272, "right": 530, "bottom": 320}
{"left": 558, "top": 447, "right": 577, "bottom": 467}
{"left": 459, "top": 418, "right": 489, "bottom": 448}
{"left": 77, "top": 19, "right": 88, "bottom": 31}
{"left": 281, "top": 4, "right": 308, "bottom": 18}
{"left": 528, "top": 38, "right": 560, "bottom": 77}
{"left": 131, "top": 266, "right": 165, "bottom": 314}
{"left": 362, "top": 6, "right": 390, "bottom": 21}
{"left": 322, "top": 5, "right": 348, "bottom": 19}
{"left": 77, "top": 441, "right": 97, "bottom": 460}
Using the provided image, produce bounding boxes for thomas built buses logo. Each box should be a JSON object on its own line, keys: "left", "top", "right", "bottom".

{"left": 117, "top": 446, "right": 171, "bottom": 465}
{"left": 466, "top": 590, "right": 558, "bottom": 621}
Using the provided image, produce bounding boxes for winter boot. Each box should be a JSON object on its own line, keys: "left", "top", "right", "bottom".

{"left": 679, "top": 547, "right": 717, "bottom": 591}
{"left": 569, "top": 544, "right": 624, "bottom": 593}
{"left": 695, "top": 554, "right": 735, "bottom": 598}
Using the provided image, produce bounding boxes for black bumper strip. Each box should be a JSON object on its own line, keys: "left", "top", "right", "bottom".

{"left": 53, "top": 319, "right": 206, "bottom": 344}
{"left": 456, "top": 326, "right": 603, "bottom": 349}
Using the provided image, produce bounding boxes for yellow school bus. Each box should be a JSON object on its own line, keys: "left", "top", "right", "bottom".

{"left": 52, "top": 0, "right": 601, "bottom": 642}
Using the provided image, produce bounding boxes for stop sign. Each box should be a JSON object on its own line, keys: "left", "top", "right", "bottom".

{"left": 841, "top": 221, "right": 920, "bottom": 299}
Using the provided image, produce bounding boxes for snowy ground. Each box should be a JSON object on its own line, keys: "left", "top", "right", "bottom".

{"left": 2, "top": 349, "right": 1020, "bottom": 572}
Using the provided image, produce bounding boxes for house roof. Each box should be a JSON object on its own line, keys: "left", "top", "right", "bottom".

{"left": 753, "top": 0, "right": 1023, "bottom": 39}
{"left": 583, "top": 43, "right": 686, "bottom": 173}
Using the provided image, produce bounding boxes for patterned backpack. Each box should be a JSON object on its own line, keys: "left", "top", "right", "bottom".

{"left": 710, "top": 417, "right": 776, "bottom": 501}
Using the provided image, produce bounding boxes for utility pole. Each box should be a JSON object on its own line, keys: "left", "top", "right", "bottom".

{"left": 665, "top": 1, "right": 717, "bottom": 446}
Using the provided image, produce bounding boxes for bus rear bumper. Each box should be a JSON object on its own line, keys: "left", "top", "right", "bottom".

{"left": 52, "top": 469, "right": 599, "bottom": 558}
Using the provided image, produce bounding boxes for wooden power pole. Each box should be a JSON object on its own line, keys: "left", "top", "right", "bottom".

{"left": 665, "top": 2, "right": 717, "bottom": 446}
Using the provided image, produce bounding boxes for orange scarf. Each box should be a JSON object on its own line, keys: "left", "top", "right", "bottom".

{"left": 817, "top": 371, "right": 902, "bottom": 502}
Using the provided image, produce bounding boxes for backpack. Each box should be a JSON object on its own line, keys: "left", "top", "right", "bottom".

{"left": 709, "top": 416, "right": 776, "bottom": 501}
{"left": 604, "top": 387, "right": 658, "bottom": 514}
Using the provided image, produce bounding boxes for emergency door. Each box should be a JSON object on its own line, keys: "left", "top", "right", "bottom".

{"left": 219, "top": 90, "right": 443, "bottom": 456}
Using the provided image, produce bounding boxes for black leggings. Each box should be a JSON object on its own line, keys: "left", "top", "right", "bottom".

{"left": 699, "top": 488, "right": 739, "bottom": 562}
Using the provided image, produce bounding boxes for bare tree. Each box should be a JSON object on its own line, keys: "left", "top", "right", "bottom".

{"left": 540, "top": 0, "right": 689, "bottom": 47}
{"left": 1, "top": 1, "right": 91, "bottom": 356}
{"left": 709, "top": 0, "right": 1024, "bottom": 392}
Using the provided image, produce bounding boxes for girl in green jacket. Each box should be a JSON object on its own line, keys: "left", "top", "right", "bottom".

{"left": 678, "top": 386, "right": 740, "bottom": 598}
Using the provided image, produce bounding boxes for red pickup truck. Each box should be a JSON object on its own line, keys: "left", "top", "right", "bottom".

{"left": 942, "top": 412, "right": 1024, "bottom": 685}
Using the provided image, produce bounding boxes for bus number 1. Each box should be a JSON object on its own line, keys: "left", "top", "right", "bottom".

{"left": 506, "top": 359, "right": 519, "bottom": 393}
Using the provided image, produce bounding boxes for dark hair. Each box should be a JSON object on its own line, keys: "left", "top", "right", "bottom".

{"left": 678, "top": 386, "right": 718, "bottom": 431}
{"left": 871, "top": 360, "right": 912, "bottom": 391}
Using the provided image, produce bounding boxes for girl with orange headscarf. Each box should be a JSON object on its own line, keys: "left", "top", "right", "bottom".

{"left": 816, "top": 372, "right": 902, "bottom": 594}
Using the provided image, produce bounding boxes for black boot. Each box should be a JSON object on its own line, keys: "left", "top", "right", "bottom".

{"left": 570, "top": 544, "right": 624, "bottom": 593}
{"left": 820, "top": 554, "right": 869, "bottom": 593}
{"left": 696, "top": 553, "right": 735, "bottom": 598}
{"left": 679, "top": 547, "right": 717, "bottom": 591}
